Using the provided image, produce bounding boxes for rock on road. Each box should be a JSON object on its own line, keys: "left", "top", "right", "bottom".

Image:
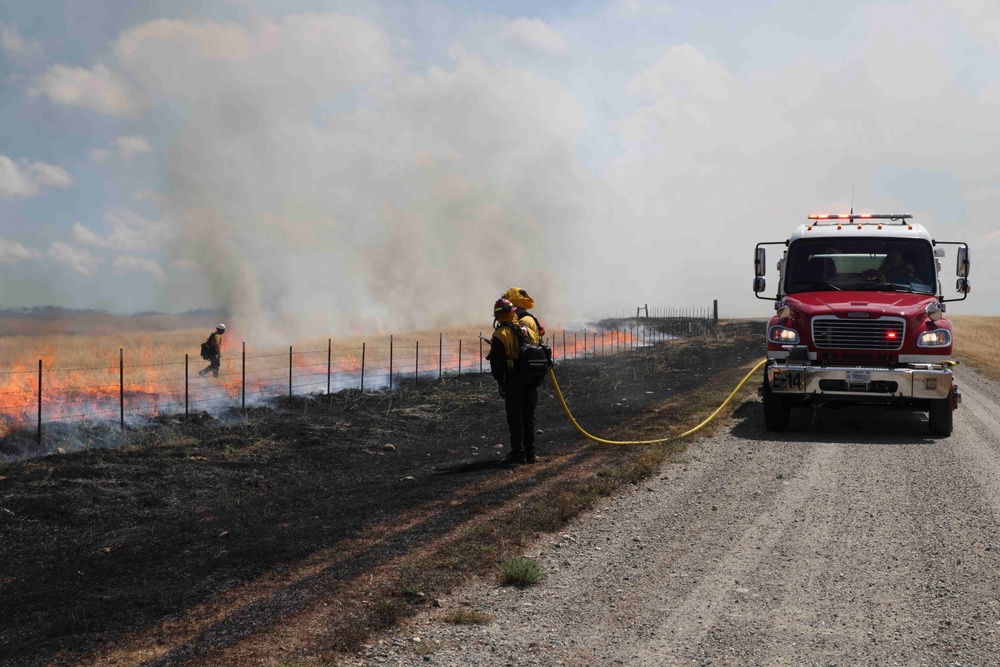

{"left": 356, "top": 366, "right": 1000, "bottom": 666}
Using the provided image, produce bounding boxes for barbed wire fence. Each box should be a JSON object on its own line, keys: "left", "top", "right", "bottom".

{"left": 0, "top": 309, "right": 717, "bottom": 448}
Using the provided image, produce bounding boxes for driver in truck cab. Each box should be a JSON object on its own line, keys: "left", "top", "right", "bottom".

{"left": 879, "top": 248, "right": 916, "bottom": 281}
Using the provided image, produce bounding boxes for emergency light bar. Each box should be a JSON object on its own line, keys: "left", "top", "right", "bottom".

{"left": 808, "top": 213, "right": 912, "bottom": 222}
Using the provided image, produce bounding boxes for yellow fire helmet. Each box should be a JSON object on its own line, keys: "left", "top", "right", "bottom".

{"left": 504, "top": 287, "right": 534, "bottom": 309}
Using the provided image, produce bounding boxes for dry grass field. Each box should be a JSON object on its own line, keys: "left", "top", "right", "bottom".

{"left": 0, "top": 309, "right": 648, "bottom": 443}
{"left": 951, "top": 315, "right": 1000, "bottom": 382}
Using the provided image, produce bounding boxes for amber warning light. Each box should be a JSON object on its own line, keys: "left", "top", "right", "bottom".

{"left": 808, "top": 213, "right": 912, "bottom": 221}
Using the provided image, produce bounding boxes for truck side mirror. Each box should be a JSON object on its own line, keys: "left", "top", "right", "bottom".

{"left": 753, "top": 277, "right": 766, "bottom": 293}
{"left": 754, "top": 247, "right": 766, "bottom": 277}
{"left": 957, "top": 246, "right": 970, "bottom": 278}
{"left": 956, "top": 277, "right": 971, "bottom": 295}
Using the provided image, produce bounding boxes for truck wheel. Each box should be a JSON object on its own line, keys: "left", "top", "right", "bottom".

{"left": 928, "top": 388, "right": 954, "bottom": 437}
{"left": 762, "top": 381, "right": 791, "bottom": 431}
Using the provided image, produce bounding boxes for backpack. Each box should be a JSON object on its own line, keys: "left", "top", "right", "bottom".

{"left": 500, "top": 322, "right": 552, "bottom": 377}
{"left": 200, "top": 335, "right": 214, "bottom": 360}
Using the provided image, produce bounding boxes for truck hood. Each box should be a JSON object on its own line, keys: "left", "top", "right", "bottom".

{"left": 784, "top": 291, "right": 936, "bottom": 318}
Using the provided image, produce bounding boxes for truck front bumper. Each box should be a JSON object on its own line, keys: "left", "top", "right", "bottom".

{"left": 767, "top": 363, "right": 954, "bottom": 400}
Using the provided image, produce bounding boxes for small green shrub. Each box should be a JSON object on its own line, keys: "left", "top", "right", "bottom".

{"left": 496, "top": 556, "right": 545, "bottom": 587}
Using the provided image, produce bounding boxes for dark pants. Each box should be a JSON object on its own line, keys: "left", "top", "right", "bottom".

{"left": 504, "top": 376, "right": 540, "bottom": 458}
{"left": 199, "top": 354, "right": 221, "bottom": 378}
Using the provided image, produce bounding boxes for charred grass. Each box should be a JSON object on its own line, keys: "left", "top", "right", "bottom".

{"left": 0, "top": 319, "right": 763, "bottom": 667}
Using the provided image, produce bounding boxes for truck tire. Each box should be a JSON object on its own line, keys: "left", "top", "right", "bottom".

{"left": 762, "top": 381, "right": 791, "bottom": 431}
{"left": 928, "top": 388, "right": 954, "bottom": 437}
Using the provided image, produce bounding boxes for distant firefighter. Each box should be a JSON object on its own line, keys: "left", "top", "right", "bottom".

{"left": 504, "top": 286, "right": 545, "bottom": 338}
{"left": 199, "top": 324, "right": 226, "bottom": 378}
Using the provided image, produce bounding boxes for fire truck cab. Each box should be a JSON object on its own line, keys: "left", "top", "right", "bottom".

{"left": 752, "top": 213, "right": 971, "bottom": 436}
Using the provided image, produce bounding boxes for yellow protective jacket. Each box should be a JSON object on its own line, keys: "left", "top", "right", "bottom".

{"left": 516, "top": 310, "right": 544, "bottom": 338}
{"left": 207, "top": 332, "right": 223, "bottom": 354}
{"left": 490, "top": 319, "right": 540, "bottom": 384}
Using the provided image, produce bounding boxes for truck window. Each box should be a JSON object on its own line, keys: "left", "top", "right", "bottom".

{"left": 785, "top": 239, "right": 934, "bottom": 295}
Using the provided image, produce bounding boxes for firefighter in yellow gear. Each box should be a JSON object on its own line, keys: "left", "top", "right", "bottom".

{"left": 199, "top": 324, "right": 226, "bottom": 378}
{"left": 490, "top": 297, "right": 542, "bottom": 465}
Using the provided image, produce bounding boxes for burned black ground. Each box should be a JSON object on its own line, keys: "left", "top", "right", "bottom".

{"left": 0, "top": 319, "right": 762, "bottom": 667}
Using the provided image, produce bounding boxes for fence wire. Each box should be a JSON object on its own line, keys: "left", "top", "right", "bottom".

{"left": 0, "top": 314, "right": 714, "bottom": 444}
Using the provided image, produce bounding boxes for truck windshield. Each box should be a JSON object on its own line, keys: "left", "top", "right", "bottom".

{"left": 784, "top": 238, "right": 936, "bottom": 295}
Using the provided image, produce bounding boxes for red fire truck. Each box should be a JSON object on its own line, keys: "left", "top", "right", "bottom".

{"left": 753, "top": 213, "right": 971, "bottom": 436}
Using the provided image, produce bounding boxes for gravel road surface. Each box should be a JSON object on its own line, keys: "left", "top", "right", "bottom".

{"left": 354, "top": 366, "right": 1000, "bottom": 666}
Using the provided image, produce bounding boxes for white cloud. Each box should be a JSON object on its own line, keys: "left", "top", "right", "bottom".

{"left": 499, "top": 18, "right": 569, "bottom": 54}
{"left": 0, "top": 237, "right": 42, "bottom": 263}
{"left": 72, "top": 209, "right": 168, "bottom": 253}
{"left": 0, "top": 155, "right": 39, "bottom": 199}
{"left": 0, "top": 20, "right": 43, "bottom": 61}
{"left": 71, "top": 222, "right": 106, "bottom": 247}
{"left": 111, "top": 135, "right": 153, "bottom": 161}
{"left": 32, "top": 63, "right": 147, "bottom": 117}
{"left": 89, "top": 148, "right": 112, "bottom": 164}
{"left": 49, "top": 242, "right": 103, "bottom": 275}
{"left": 0, "top": 155, "right": 72, "bottom": 200}
{"left": 113, "top": 14, "right": 397, "bottom": 103}
{"left": 28, "top": 162, "right": 73, "bottom": 188}
{"left": 89, "top": 136, "right": 154, "bottom": 163}
{"left": 111, "top": 255, "right": 167, "bottom": 282}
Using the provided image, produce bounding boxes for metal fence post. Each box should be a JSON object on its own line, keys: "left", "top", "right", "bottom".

{"left": 37, "top": 359, "right": 42, "bottom": 446}
{"left": 119, "top": 348, "right": 124, "bottom": 430}
{"left": 361, "top": 342, "right": 366, "bottom": 392}
{"left": 288, "top": 346, "right": 293, "bottom": 397}
{"left": 327, "top": 338, "right": 331, "bottom": 395}
{"left": 415, "top": 341, "right": 419, "bottom": 385}
{"left": 185, "top": 354, "right": 189, "bottom": 416}
{"left": 389, "top": 335, "right": 393, "bottom": 390}
{"left": 242, "top": 342, "right": 246, "bottom": 410}
{"left": 458, "top": 340, "right": 462, "bottom": 376}
{"left": 438, "top": 333, "right": 443, "bottom": 380}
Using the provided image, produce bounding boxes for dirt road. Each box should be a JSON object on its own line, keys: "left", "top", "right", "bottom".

{"left": 358, "top": 366, "right": 1000, "bottom": 666}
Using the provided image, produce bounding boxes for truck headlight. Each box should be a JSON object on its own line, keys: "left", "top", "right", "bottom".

{"left": 768, "top": 325, "right": 800, "bottom": 344}
{"left": 917, "top": 329, "right": 952, "bottom": 347}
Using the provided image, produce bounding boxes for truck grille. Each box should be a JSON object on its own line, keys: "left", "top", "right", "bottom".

{"left": 811, "top": 316, "right": 905, "bottom": 351}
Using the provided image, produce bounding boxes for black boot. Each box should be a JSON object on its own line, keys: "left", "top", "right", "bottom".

{"left": 507, "top": 451, "right": 526, "bottom": 465}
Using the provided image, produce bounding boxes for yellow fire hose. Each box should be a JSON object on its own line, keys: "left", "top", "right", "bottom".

{"left": 546, "top": 358, "right": 768, "bottom": 445}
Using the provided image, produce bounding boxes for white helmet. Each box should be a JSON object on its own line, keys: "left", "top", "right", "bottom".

{"left": 216, "top": 323, "right": 226, "bottom": 332}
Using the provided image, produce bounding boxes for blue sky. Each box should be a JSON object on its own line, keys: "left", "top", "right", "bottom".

{"left": 1, "top": 0, "right": 997, "bottom": 341}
